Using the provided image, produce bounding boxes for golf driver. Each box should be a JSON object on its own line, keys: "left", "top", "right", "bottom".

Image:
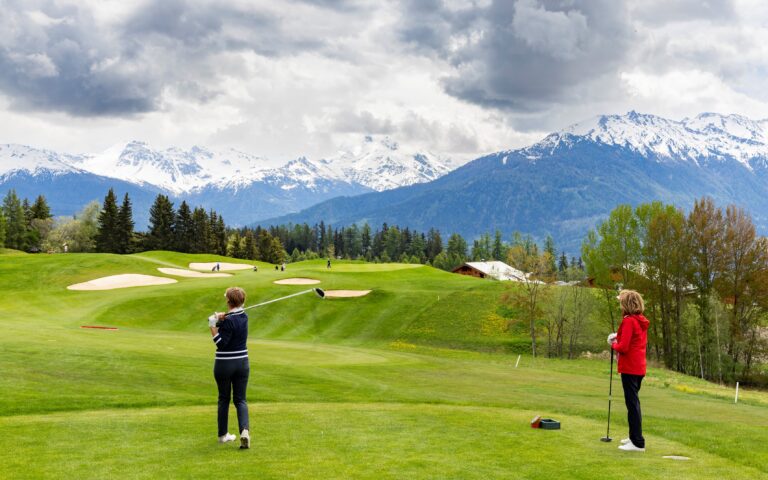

{"left": 224, "top": 287, "right": 325, "bottom": 316}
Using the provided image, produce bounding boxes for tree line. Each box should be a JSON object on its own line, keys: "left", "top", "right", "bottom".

{"left": 2, "top": 189, "right": 586, "bottom": 275}
{"left": 582, "top": 197, "right": 768, "bottom": 385}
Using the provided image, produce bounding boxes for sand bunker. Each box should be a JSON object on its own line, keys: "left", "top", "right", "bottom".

{"left": 324, "top": 290, "right": 372, "bottom": 298}
{"left": 189, "top": 262, "right": 254, "bottom": 271}
{"left": 274, "top": 278, "right": 321, "bottom": 285}
{"left": 68, "top": 274, "right": 177, "bottom": 291}
{"left": 158, "top": 267, "right": 231, "bottom": 278}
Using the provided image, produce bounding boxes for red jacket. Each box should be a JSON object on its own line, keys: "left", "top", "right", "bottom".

{"left": 611, "top": 314, "right": 649, "bottom": 376}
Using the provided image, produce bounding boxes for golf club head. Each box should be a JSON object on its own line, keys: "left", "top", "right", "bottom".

{"left": 314, "top": 288, "right": 326, "bottom": 299}
{"left": 600, "top": 437, "right": 612, "bottom": 443}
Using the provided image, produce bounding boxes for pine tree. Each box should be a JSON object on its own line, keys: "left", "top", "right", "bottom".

{"left": 30, "top": 195, "right": 52, "bottom": 220}
{"left": 116, "top": 193, "right": 134, "bottom": 254}
{"left": 0, "top": 209, "right": 6, "bottom": 248}
{"left": 190, "top": 207, "right": 210, "bottom": 253}
{"left": 544, "top": 234, "right": 557, "bottom": 274}
{"left": 208, "top": 211, "right": 220, "bottom": 254}
{"left": 2, "top": 190, "right": 27, "bottom": 250}
{"left": 215, "top": 215, "right": 227, "bottom": 255}
{"left": 22, "top": 198, "right": 33, "bottom": 227}
{"left": 558, "top": 252, "right": 569, "bottom": 272}
{"left": 493, "top": 230, "right": 504, "bottom": 260}
{"left": 243, "top": 230, "right": 257, "bottom": 260}
{"left": 147, "top": 194, "right": 175, "bottom": 251}
{"left": 174, "top": 201, "right": 193, "bottom": 253}
{"left": 96, "top": 189, "right": 120, "bottom": 253}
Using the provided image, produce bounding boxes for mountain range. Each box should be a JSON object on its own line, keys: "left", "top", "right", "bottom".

{"left": 3, "top": 111, "right": 768, "bottom": 255}
{"left": 264, "top": 112, "right": 768, "bottom": 254}
{"left": 0, "top": 136, "right": 451, "bottom": 227}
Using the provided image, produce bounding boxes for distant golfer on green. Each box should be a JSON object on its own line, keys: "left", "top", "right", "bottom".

{"left": 608, "top": 290, "right": 649, "bottom": 452}
{"left": 208, "top": 287, "right": 251, "bottom": 449}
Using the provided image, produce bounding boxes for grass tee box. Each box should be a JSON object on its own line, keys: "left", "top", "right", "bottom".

{"left": 0, "top": 251, "right": 767, "bottom": 479}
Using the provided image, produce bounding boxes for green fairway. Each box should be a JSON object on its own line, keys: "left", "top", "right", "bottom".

{"left": 0, "top": 251, "right": 766, "bottom": 479}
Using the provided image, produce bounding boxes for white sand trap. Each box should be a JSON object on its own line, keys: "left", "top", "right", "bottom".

{"left": 189, "top": 262, "right": 254, "bottom": 271}
{"left": 662, "top": 456, "right": 691, "bottom": 461}
{"left": 324, "top": 290, "right": 372, "bottom": 298}
{"left": 158, "top": 267, "right": 231, "bottom": 278}
{"left": 68, "top": 274, "right": 177, "bottom": 291}
{"left": 274, "top": 278, "right": 321, "bottom": 285}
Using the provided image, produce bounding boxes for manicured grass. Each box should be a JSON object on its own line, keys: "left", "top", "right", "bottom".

{"left": 0, "top": 251, "right": 766, "bottom": 479}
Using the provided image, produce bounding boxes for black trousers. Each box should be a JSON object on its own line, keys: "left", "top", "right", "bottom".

{"left": 621, "top": 373, "right": 645, "bottom": 448}
{"left": 213, "top": 357, "right": 250, "bottom": 437}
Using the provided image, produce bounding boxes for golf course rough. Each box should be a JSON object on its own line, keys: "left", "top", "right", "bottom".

{"left": 1, "top": 251, "right": 767, "bottom": 479}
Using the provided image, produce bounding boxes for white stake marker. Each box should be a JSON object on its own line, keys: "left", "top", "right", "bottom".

{"left": 735, "top": 382, "right": 739, "bottom": 404}
{"left": 515, "top": 355, "right": 521, "bottom": 368}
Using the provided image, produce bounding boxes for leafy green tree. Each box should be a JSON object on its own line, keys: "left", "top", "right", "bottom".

{"left": 45, "top": 201, "right": 100, "bottom": 252}
{"left": 227, "top": 232, "right": 244, "bottom": 258}
{"left": 96, "top": 189, "right": 120, "bottom": 253}
{"left": 2, "top": 190, "right": 27, "bottom": 250}
{"left": 543, "top": 235, "right": 557, "bottom": 274}
{"left": 147, "top": 194, "right": 175, "bottom": 251}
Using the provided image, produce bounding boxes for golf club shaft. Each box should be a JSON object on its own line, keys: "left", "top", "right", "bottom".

{"left": 243, "top": 289, "right": 317, "bottom": 311}
{"left": 606, "top": 348, "right": 614, "bottom": 438}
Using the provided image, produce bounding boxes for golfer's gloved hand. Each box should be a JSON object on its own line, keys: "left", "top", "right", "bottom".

{"left": 208, "top": 314, "right": 219, "bottom": 328}
{"left": 607, "top": 333, "right": 617, "bottom": 345}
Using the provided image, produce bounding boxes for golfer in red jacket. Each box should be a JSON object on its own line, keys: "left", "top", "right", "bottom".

{"left": 608, "top": 290, "right": 650, "bottom": 452}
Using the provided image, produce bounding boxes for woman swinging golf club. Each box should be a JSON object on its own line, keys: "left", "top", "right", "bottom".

{"left": 608, "top": 289, "right": 649, "bottom": 452}
{"left": 208, "top": 287, "right": 250, "bottom": 449}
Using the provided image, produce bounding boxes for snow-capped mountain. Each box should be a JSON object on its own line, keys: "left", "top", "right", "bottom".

{"left": 534, "top": 111, "right": 768, "bottom": 168}
{"left": 0, "top": 136, "right": 452, "bottom": 227}
{"left": 0, "top": 144, "right": 86, "bottom": 178}
{"left": 266, "top": 112, "right": 768, "bottom": 254}
{"left": 319, "top": 136, "right": 452, "bottom": 191}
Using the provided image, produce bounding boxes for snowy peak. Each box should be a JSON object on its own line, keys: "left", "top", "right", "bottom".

{"left": 0, "top": 144, "right": 85, "bottom": 177}
{"left": 535, "top": 111, "right": 768, "bottom": 168}
{"left": 321, "top": 135, "right": 452, "bottom": 191}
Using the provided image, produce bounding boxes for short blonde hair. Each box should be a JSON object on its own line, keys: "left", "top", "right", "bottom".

{"left": 225, "top": 287, "right": 246, "bottom": 308}
{"left": 618, "top": 289, "right": 644, "bottom": 315}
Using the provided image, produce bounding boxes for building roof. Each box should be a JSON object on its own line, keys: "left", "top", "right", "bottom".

{"left": 457, "top": 261, "right": 527, "bottom": 281}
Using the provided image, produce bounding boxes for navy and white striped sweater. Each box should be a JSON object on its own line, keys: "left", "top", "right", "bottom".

{"left": 212, "top": 309, "right": 249, "bottom": 360}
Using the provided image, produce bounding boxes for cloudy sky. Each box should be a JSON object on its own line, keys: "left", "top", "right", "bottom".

{"left": 1, "top": 0, "right": 767, "bottom": 165}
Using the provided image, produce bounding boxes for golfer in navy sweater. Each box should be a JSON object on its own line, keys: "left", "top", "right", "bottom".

{"left": 208, "top": 287, "right": 250, "bottom": 449}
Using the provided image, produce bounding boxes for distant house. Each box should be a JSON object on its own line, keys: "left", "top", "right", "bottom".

{"left": 452, "top": 261, "right": 527, "bottom": 282}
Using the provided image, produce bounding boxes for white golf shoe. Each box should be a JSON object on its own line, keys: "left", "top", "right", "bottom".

{"left": 620, "top": 438, "right": 631, "bottom": 445}
{"left": 240, "top": 429, "right": 250, "bottom": 449}
{"left": 618, "top": 442, "right": 645, "bottom": 452}
{"left": 218, "top": 433, "right": 236, "bottom": 443}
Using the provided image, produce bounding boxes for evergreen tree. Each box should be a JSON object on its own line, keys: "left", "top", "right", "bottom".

{"left": 243, "top": 230, "right": 257, "bottom": 260}
{"left": 0, "top": 209, "right": 6, "bottom": 247}
{"left": 96, "top": 189, "right": 120, "bottom": 253}
{"left": 190, "top": 207, "right": 210, "bottom": 253}
{"left": 147, "top": 194, "right": 176, "bottom": 251}
{"left": 543, "top": 234, "right": 557, "bottom": 274}
{"left": 116, "top": 193, "right": 134, "bottom": 254}
{"left": 492, "top": 230, "right": 504, "bottom": 260}
{"left": 558, "top": 252, "right": 569, "bottom": 272}
{"left": 30, "top": 195, "right": 52, "bottom": 220}
{"left": 209, "top": 211, "right": 221, "bottom": 254}
{"left": 216, "top": 215, "right": 227, "bottom": 255}
{"left": 426, "top": 228, "right": 443, "bottom": 263}
{"left": 22, "top": 198, "right": 33, "bottom": 227}
{"left": 227, "top": 232, "right": 244, "bottom": 258}
{"left": 174, "top": 201, "right": 193, "bottom": 253}
{"left": 2, "top": 190, "right": 27, "bottom": 250}
{"left": 361, "top": 223, "right": 372, "bottom": 257}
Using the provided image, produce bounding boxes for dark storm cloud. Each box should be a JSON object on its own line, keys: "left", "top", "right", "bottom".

{"left": 398, "top": 0, "right": 635, "bottom": 111}
{"left": 0, "top": 0, "right": 329, "bottom": 117}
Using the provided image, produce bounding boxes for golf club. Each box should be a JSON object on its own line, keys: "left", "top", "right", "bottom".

{"left": 601, "top": 348, "right": 615, "bottom": 443}
{"left": 224, "top": 287, "right": 325, "bottom": 316}
{"left": 601, "top": 284, "right": 621, "bottom": 443}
